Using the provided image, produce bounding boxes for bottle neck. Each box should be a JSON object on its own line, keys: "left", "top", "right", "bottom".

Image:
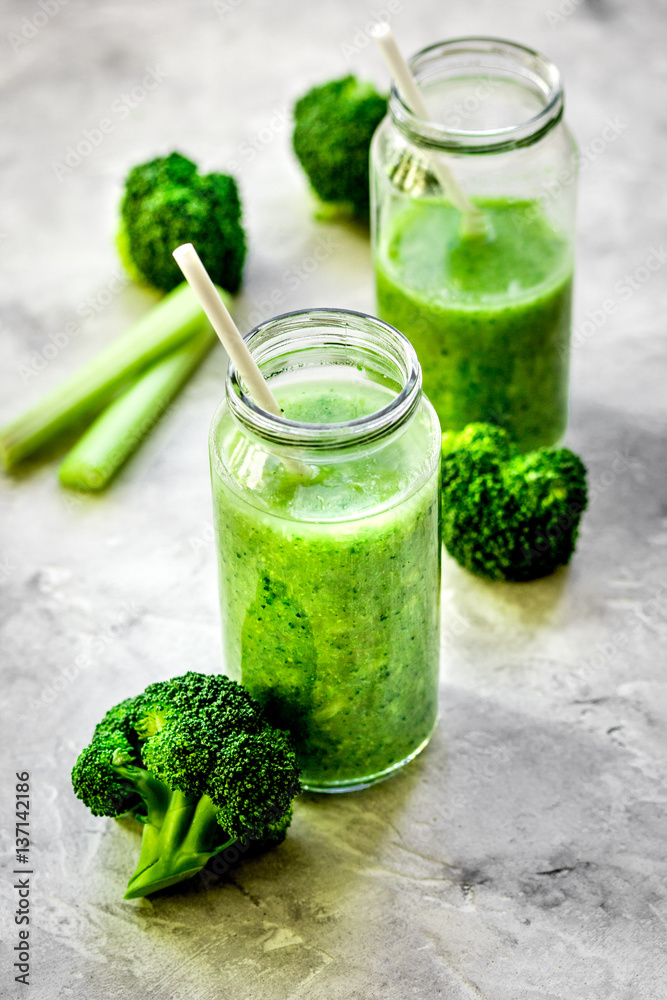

{"left": 225, "top": 309, "right": 422, "bottom": 454}
{"left": 388, "top": 37, "right": 564, "bottom": 154}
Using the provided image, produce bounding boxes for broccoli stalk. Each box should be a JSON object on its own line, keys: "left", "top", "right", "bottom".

{"left": 0, "top": 283, "right": 209, "bottom": 471}
{"left": 292, "top": 76, "right": 387, "bottom": 222}
{"left": 441, "top": 423, "right": 588, "bottom": 581}
{"left": 112, "top": 755, "right": 232, "bottom": 899}
{"left": 71, "top": 673, "right": 301, "bottom": 900}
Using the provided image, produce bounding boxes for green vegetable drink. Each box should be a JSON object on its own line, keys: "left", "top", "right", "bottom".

{"left": 375, "top": 199, "right": 573, "bottom": 452}
{"left": 370, "top": 39, "right": 578, "bottom": 452}
{"left": 210, "top": 311, "right": 441, "bottom": 791}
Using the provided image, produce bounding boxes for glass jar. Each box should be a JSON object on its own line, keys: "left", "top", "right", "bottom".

{"left": 371, "top": 37, "right": 578, "bottom": 452}
{"left": 209, "top": 309, "right": 441, "bottom": 793}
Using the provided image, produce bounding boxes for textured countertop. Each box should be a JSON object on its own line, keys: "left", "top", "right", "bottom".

{"left": 1, "top": 0, "right": 666, "bottom": 997}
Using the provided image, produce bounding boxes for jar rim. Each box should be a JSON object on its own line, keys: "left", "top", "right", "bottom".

{"left": 224, "top": 308, "right": 422, "bottom": 451}
{"left": 389, "top": 36, "right": 564, "bottom": 154}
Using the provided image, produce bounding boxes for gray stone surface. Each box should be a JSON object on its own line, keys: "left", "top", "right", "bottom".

{"left": 1, "top": 0, "right": 666, "bottom": 996}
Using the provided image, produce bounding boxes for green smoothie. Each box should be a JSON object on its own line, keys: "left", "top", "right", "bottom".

{"left": 375, "top": 199, "right": 573, "bottom": 451}
{"left": 210, "top": 371, "right": 441, "bottom": 791}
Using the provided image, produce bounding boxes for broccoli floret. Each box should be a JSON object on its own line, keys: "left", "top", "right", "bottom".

{"left": 118, "top": 152, "right": 246, "bottom": 294}
{"left": 441, "top": 423, "right": 588, "bottom": 582}
{"left": 292, "top": 76, "right": 387, "bottom": 221}
{"left": 71, "top": 672, "right": 300, "bottom": 899}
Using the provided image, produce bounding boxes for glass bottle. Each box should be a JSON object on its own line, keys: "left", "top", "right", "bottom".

{"left": 371, "top": 37, "right": 577, "bottom": 451}
{"left": 209, "top": 308, "right": 441, "bottom": 792}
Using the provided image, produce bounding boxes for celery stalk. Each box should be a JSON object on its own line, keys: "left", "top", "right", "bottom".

{"left": 0, "top": 283, "right": 212, "bottom": 470}
{"left": 58, "top": 323, "right": 216, "bottom": 492}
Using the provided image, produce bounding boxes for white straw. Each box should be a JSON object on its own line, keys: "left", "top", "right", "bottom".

{"left": 371, "top": 24, "right": 485, "bottom": 236}
{"left": 172, "top": 243, "right": 282, "bottom": 416}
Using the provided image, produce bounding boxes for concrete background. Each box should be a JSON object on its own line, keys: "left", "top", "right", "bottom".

{"left": 1, "top": 0, "right": 666, "bottom": 996}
